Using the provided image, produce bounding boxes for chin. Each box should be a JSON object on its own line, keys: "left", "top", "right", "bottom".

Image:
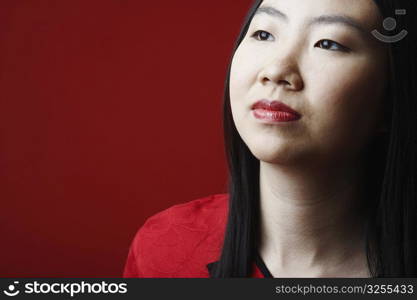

{"left": 249, "top": 140, "right": 318, "bottom": 166}
{"left": 249, "top": 146, "right": 296, "bottom": 165}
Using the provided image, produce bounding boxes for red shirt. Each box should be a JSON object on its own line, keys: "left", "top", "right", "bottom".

{"left": 123, "top": 193, "right": 272, "bottom": 278}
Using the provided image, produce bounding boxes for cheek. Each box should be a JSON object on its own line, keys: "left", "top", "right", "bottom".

{"left": 229, "top": 50, "right": 252, "bottom": 120}
{"left": 308, "top": 58, "right": 386, "bottom": 152}
{"left": 229, "top": 43, "right": 267, "bottom": 103}
{"left": 230, "top": 50, "right": 254, "bottom": 99}
{"left": 318, "top": 60, "right": 383, "bottom": 118}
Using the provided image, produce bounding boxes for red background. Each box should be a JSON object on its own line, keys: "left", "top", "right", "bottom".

{"left": 0, "top": 0, "right": 253, "bottom": 277}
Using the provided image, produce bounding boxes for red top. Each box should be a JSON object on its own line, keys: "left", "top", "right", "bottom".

{"left": 123, "top": 193, "right": 271, "bottom": 278}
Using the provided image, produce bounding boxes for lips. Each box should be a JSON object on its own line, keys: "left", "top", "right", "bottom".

{"left": 251, "top": 99, "right": 301, "bottom": 122}
{"left": 252, "top": 99, "right": 300, "bottom": 114}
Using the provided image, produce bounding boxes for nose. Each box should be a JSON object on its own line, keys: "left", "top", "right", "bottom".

{"left": 257, "top": 50, "right": 304, "bottom": 91}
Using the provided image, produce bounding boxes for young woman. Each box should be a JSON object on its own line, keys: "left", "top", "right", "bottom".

{"left": 124, "top": 0, "right": 416, "bottom": 278}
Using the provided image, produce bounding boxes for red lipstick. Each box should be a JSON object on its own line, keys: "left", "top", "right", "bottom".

{"left": 252, "top": 99, "right": 301, "bottom": 123}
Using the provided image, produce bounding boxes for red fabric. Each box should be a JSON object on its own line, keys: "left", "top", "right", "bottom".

{"left": 123, "top": 193, "right": 265, "bottom": 278}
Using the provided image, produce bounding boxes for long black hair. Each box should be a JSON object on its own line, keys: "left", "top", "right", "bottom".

{"left": 212, "top": 0, "right": 417, "bottom": 277}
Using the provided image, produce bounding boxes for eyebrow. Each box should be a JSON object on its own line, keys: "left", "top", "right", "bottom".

{"left": 254, "top": 6, "right": 369, "bottom": 36}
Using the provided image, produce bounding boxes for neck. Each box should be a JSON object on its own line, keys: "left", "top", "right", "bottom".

{"left": 258, "top": 159, "right": 369, "bottom": 277}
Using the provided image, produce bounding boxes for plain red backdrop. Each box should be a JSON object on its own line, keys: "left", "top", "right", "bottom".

{"left": 0, "top": 0, "right": 253, "bottom": 277}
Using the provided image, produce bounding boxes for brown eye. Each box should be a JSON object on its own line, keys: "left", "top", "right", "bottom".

{"left": 252, "top": 30, "right": 274, "bottom": 41}
{"left": 315, "top": 39, "right": 349, "bottom": 52}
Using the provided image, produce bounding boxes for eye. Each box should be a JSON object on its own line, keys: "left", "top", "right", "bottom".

{"left": 251, "top": 30, "right": 275, "bottom": 41}
{"left": 315, "top": 39, "right": 349, "bottom": 52}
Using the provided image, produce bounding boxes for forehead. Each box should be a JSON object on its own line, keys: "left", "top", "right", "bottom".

{"left": 257, "top": 0, "right": 383, "bottom": 32}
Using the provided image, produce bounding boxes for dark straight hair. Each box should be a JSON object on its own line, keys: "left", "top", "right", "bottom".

{"left": 212, "top": 0, "right": 417, "bottom": 277}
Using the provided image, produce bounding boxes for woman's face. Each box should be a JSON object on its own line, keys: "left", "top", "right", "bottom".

{"left": 230, "top": 0, "right": 389, "bottom": 166}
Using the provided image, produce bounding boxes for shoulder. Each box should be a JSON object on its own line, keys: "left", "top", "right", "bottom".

{"left": 143, "top": 193, "right": 228, "bottom": 230}
{"left": 123, "top": 193, "right": 229, "bottom": 277}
